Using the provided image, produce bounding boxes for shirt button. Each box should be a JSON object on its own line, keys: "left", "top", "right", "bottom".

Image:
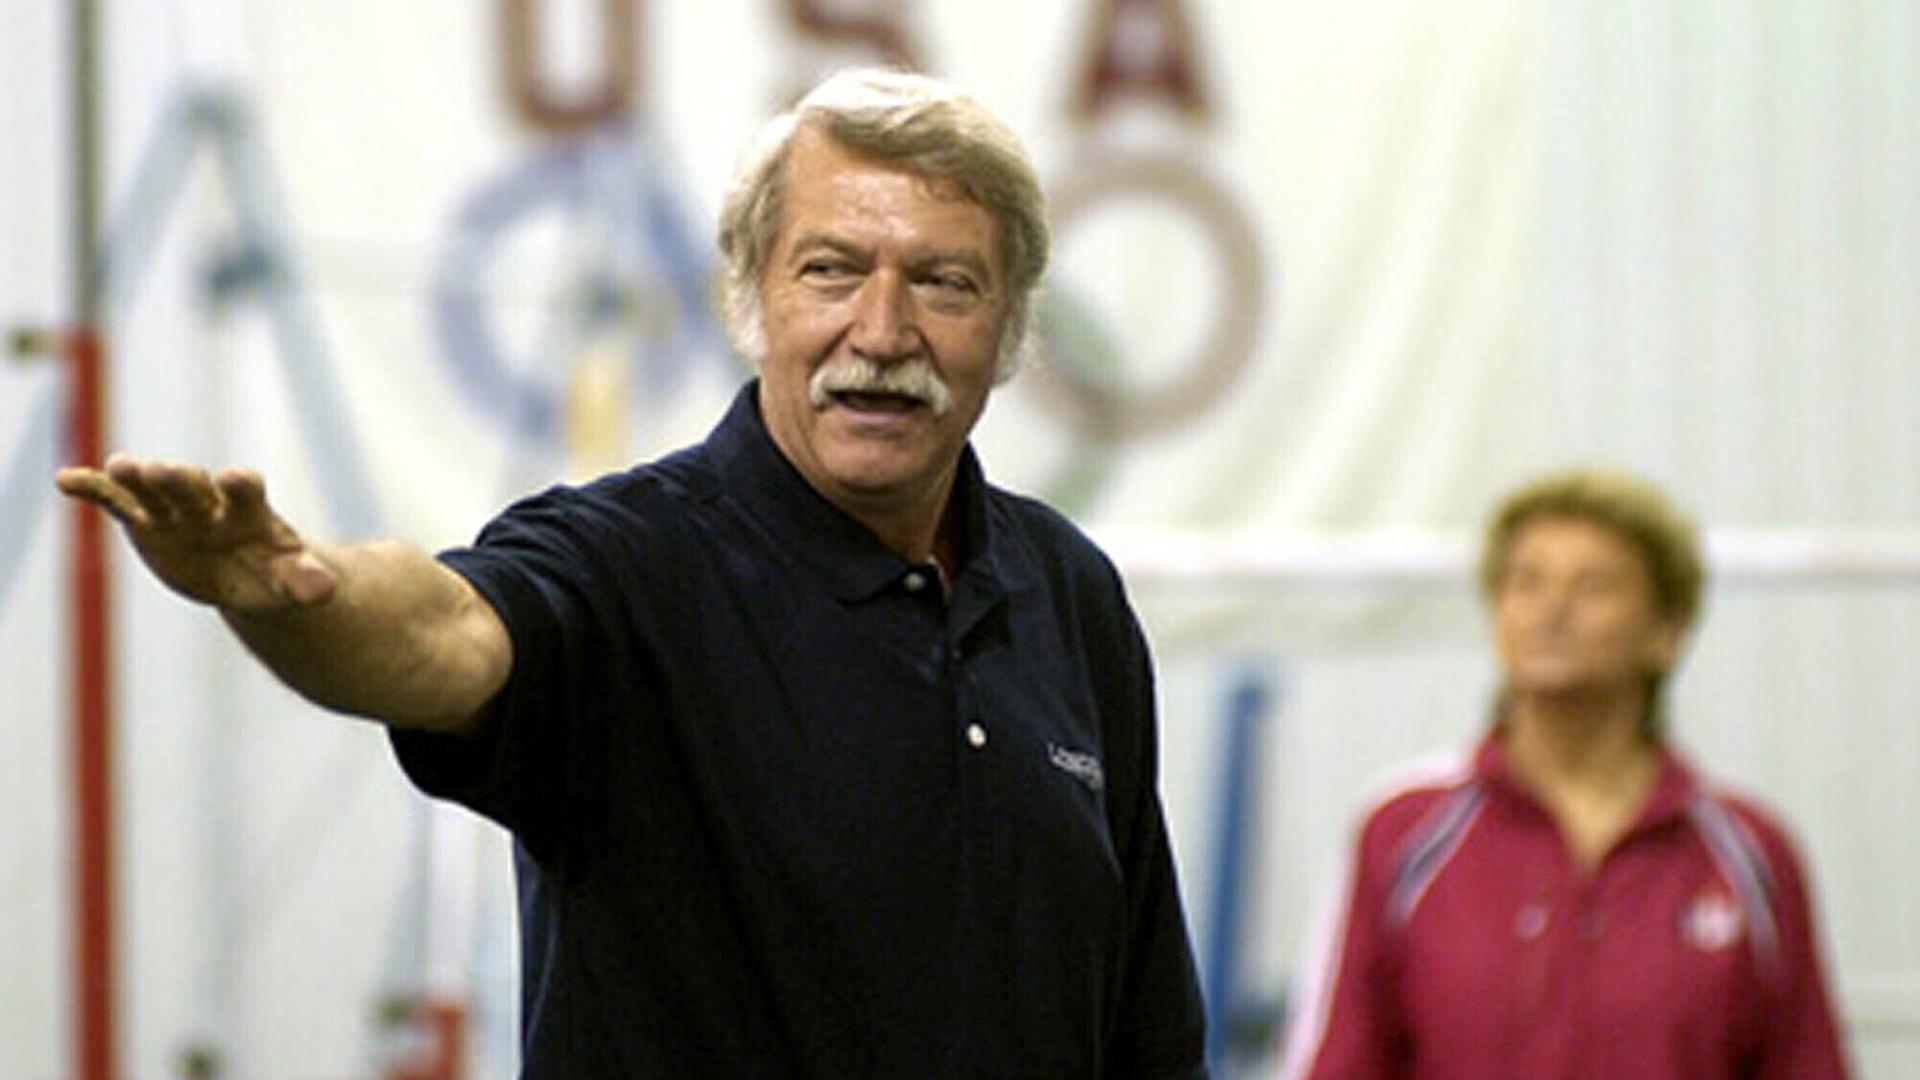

{"left": 903, "top": 570, "right": 927, "bottom": 592}
{"left": 1514, "top": 902, "right": 1550, "bottom": 941}
{"left": 965, "top": 723, "right": 988, "bottom": 749}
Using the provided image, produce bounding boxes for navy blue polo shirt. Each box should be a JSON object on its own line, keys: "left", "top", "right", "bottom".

{"left": 391, "top": 383, "right": 1207, "bottom": 1079}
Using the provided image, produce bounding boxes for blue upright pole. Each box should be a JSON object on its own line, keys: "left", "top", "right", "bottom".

{"left": 1202, "top": 669, "right": 1275, "bottom": 1072}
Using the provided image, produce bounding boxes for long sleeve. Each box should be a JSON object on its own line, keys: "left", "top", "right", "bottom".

{"left": 1106, "top": 612, "right": 1210, "bottom": 1080}
{"left": 1278, "top": 813, "right": 1405, "bottom": 1080}
{"left": 1750, "top": 821, "right": 1852, "bottom": 1080}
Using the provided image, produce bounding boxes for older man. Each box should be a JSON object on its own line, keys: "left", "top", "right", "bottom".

{"left": 57, "top": 68, "right": 1208, "bottom": 1077}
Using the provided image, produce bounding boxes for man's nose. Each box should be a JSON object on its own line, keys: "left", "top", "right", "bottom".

{"left": 848, "top": 270, "right": 921, "bottom": 362}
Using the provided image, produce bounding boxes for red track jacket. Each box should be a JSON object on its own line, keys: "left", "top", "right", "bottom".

{"left": 1279, "top": 735, "right": 1851, "bottom": 1080}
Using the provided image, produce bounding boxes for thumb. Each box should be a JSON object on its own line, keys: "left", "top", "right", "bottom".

{"left": 277, "top": 550, "right": 339, "bottom": 606}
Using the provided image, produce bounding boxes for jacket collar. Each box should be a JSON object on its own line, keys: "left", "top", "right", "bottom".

{"left": 1472, "top": 724, "right": 1700, "bottom": 834}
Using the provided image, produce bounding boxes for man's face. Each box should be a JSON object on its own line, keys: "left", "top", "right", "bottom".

{"left": 1493, "top": 516, "right": 1681, "bottom": 704}
{"left": 754, "top": 127, "right": 1007, "bottom": 524}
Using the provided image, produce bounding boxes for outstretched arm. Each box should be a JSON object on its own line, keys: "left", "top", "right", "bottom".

{"left": 56, "top": 454, "right": 510, "bottom": 732}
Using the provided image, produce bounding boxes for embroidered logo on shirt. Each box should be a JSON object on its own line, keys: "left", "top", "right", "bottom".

{"left": 1679, "top": 891, "right": 1745, "bottom": 952}
{"left": 1048, "top": 744, "right": 1105, "bottom": 792}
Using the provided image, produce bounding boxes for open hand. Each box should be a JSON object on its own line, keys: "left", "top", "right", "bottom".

{"left": 55, "top": 454, "right": 338, "bottom": 612}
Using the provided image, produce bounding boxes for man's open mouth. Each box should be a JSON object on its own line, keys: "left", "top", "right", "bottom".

{"left": 832, "top": 389, "right": 925, "bottom": 413}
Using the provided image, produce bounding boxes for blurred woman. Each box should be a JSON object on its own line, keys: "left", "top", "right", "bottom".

{"left": 1278, "top": 468, "right": 1851, "bottom": 1079}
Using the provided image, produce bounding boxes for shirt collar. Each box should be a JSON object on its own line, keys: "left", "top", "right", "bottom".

{"left": 704, "top": 380, "right": 1012, "bottom": 604}
{"left": 1471, "top": 725, "right": 1701, "bottom": 833}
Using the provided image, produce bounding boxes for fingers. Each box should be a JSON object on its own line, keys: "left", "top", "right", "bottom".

{"left": 213, "top": 466, "right": 307, "bottom": 553}
{"left": 148, "top": 461, "right": 225, "bottom": 521}
{"left": 55, "top": 464, "right": 152, "bottom": 528}
{"left": 57, "top": 455, "right": 255, "bottom": 536}
{"left": 97, "top": 456, "right": 173, "bottom": 527}
{"left": 214, "top": 466, "right": 270, "bottom": 523}
{"left": 106, "top": 456, "right": 223, "bottom": 529}
{"left": 55, "top": 454, "right": 318, "bottom": 612}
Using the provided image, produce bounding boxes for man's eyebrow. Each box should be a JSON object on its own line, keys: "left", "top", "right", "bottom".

{"left": 915, "top": 249, "right": 993, "bottom": 277}
{"left": 784, "top": 233, "right": 863, "bottom": 260}
{"left": 783, "top": 235, "right": 995, "bottom": 280}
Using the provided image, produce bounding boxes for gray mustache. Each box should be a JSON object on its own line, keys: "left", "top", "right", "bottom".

{"left": 809, "top": 358, "right": 953, "bottom": 416}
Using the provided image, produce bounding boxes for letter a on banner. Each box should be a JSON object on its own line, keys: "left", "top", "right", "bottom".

{"left": 499, "top": 0, "right": 640, "bottom": 134}
{"left": 1071, "top": 0, "right": 1209, "bottom": 124}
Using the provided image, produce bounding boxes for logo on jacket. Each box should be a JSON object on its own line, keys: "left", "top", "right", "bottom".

{"left": 1048, "top": 744, "right": 1105, "bottom": 792}
{"left": 1679, "top": 891, "right": 1745, "bottom": 952}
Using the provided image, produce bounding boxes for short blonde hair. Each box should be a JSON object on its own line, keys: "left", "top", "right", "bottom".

{"left": 1479, "top": 467, "right": 1704, "bottom": 629}
{"left": 715, "top": 67, "right": 1049, "bottom": 381}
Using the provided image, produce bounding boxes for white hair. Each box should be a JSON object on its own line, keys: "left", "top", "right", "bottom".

{"left": 715, "top": 67, "right": 1049, "bottom": 382}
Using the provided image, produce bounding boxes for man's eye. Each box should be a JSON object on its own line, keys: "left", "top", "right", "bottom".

{"left": 801, "top": 259, "right": 852, "bottom": 279}
{"left": 925, "top": 273, "right": 979, "bottom": 294}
